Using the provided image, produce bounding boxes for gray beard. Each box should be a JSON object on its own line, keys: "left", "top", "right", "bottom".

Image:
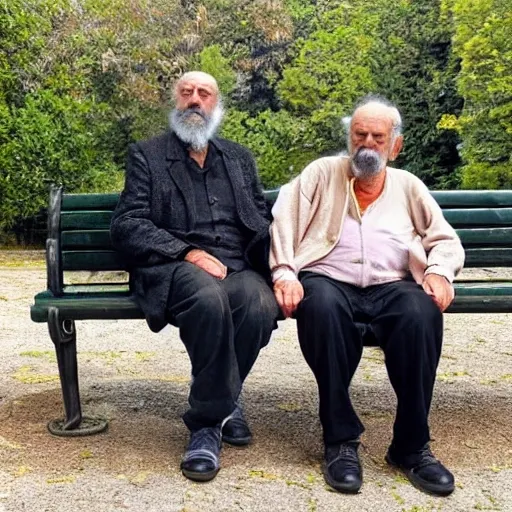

{"left": 169, "top": 104, "right": 224, "bottom": 151}
{"left": 350, "top": 148, "right": 386, "bottom": 179}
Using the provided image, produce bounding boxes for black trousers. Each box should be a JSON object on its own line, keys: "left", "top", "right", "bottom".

{"left": 296, "top": 272, "right": 443, "bottom": 455}
{"left": 166, "top": 263, "right": 279, "bottom": 432}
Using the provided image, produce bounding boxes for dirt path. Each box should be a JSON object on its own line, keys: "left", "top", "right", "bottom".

{"left": 0, "top": 254, "right": 511, "bottom": 511}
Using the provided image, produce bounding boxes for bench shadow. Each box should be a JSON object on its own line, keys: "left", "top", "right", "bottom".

{"left": 0, "top": 379, "right": 510, "bottom": 475}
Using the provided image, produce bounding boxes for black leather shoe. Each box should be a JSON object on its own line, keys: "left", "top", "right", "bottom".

{"left": 386, "top": 444, "right": 455, "bottom": 496}
{"left": 180, "top": 426, "right": 221, "bottom": 482}
{"left": 323, "top": 440, "right": 362, "bottom": 494}
{"left": 222, "top": 405, "right": 252, "bottom": 446}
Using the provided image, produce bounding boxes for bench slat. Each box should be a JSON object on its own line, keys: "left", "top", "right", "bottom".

{"left": 456, "top": 227, "right": 512, "bottom": 246}
{"left": 60, "top": 248, "right": 512, "bottom": 270}
{"left": 446, "top": 295, "right": 512, "bottom": 313}
{"left": 463, "top": 248, "right": 512, "bottom": 267}
{"left": 59, "top": 241, "right": 512, "bottom": 269}
{"left": 62, "top": 250, "right": 127, "bottom": 271}
{"left": 431, "top": 190, "right": 512, "bottom": 208}
{"left": 60, "top": 227, "right": 512, "bottom": 253}
{"left": 62, "top": 193, "right": 120, "bottom": 210}
{"left": 443, "top": 208, "right": 512, "bottom": 227}
{"left": 61, "top": 211, "right": 113, "bottom": 230}
{"left": 60, "top": 190, "right": 512, "bottom": 211}
{"left": 62, "top": 230, "right": 112, "bottom": 250}
{"left": 60, "top": 228, "right": 512, "bottom": 251}
{"left": 454, "top": 281, "right": 512, "bottom": 295}
{"left": 60, "top": 191, "right": 512, "bottom": 211}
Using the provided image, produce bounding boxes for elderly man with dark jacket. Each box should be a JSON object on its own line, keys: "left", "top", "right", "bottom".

{"left": 111, "top": 71, "right": 279, "bottom": 482}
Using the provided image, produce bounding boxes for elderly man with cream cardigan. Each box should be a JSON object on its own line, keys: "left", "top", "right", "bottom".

{"left": 269, "top": 96, "right": 464, "bottom": 497}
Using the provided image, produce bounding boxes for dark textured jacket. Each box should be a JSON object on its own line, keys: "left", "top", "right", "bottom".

{"left": 110, "top": 131, "right": 272, "bottom": 332}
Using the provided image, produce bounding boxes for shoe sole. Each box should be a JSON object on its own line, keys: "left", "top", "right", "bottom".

{"left": 222, "top": 435, "right": 252, "bottom": 447}
{"left": 385, "top": 454, "right": 454, "bottom": 497}
{"left": 322, "top": 463, "right": 362, "bottom": 494}
{"left": 181, "top": 466, "right": 220, "bottom": 482}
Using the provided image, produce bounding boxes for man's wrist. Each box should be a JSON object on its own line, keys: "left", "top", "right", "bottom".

{"left": 272, "top": 267, "right": 298, "bottom": 283}
{"left": 424, "top": 269, "right": 452, "bottom": 284}
{"left": 178, "top": 246, "right": 196, "bottom": 261}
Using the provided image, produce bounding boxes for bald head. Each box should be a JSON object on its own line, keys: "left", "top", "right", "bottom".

{"left": 174, "top": 71, "right": 219, "bottom": 99}
{"left": 351, "top": 100, "right": 402, "bottom": 138}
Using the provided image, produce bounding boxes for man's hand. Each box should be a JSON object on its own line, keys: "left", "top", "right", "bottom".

{"left": 422, "top": 274, "right": 454, "bottom": 312}
{"left": 274, "top": 279, "right": 304, "bottom": 318}
{"left": 184, "top": 249, "right": 227, "bottom": 279}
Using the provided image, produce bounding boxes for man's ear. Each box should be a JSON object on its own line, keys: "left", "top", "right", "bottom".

{"left": 389, "top": 135, "right": 403, "bottom": 161}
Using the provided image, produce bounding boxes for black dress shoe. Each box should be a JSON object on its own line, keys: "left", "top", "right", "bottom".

{"left": 222, "top": 405, "right": 252, "bottom": 446}
{"left": 180, "top": 426, "right": 221, "bottom": 482}
{"left": 323, "top": 440, "right": 362, "bottom": 494}
{"left": 386, "top": 444, "right": 455, "bottom": 496}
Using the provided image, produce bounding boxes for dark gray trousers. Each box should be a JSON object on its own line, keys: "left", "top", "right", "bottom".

{"left": 296, "top": 272, "right": 443, "bottom": 455}
{"left": 166, "top": 263, "right": 279, "bottom": 431}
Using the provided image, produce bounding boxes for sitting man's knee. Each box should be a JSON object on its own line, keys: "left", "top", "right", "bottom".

{"left": 402, "top": 292, "right": 442, "bottom": 325}
{"left": 194, "top": 285, "right": 229, "bottom": 314}
{"left": 299, "top": 285, "right": 340, "bottom": 316}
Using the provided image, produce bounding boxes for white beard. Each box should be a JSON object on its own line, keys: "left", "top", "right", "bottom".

{"left": 350, "top": 148, "right": 386, "bottom": 178}
{"left": 169, "top": 102, "right": 224, "bottom": 151}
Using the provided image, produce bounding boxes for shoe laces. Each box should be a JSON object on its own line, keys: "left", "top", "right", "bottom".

{"left": 327, "top": 442, "right": 360, "bottom": 470}
{"left": 413, "top": 445, "right": 438, "bottom": 469}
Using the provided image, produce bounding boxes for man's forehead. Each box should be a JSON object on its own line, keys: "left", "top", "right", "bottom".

{"left": 352, "top": 103, "right": 397, "bottom": 128}
{"left": 176, "top": 72, "right": 218, "bottom": 93}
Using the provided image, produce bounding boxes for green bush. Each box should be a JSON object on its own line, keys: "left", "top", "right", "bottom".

{"left": 0, "top": 90, "right": 123, "bottom": 229}
{"left": 221, "top": 109, "right": 320, "bottom": 188}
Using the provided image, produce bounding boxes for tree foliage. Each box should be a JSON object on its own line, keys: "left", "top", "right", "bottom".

{"left": 371, "top": 0, "right": 463, "bottom": 188}
{"left": 0, "top": 0, "right": 511, "bottom": 238}
{"left": 440, "top": 0, "right": 512, "bottom": 188}
{"left": 278, "top": 2, "right": 379, "bottom": 152}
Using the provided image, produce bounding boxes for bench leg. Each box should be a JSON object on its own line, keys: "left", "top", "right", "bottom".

{"left": 47, "top": 307, "right": 107, "bottom": 436}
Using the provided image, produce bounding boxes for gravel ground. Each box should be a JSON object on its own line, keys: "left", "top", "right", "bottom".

{"left": 0, "top": 252, "right": 511, "bottom": 512}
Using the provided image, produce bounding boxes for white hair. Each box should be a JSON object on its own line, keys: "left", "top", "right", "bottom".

{"left": 344, "top": 95, "right": 403, "bottom": 152}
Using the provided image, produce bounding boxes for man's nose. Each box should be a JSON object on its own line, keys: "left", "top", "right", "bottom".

{"left": 188, "top": 89, "right": 202, "bottom": 104}
{"left": 363, "top": 134, "right": 376, "bottom": 147}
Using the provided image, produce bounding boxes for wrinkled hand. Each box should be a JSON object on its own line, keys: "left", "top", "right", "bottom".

{"left": 184, "top": 249, "right": 227, "bottom": 279}
{"left": 274, "top": 279, "right": 304, "bottom": 318}
{"left": 422, "top": 274, "right": 454, "bottom": 312}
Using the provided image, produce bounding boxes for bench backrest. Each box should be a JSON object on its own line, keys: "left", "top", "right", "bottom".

{"left": 48, "top": 186, "right": 512, "bottom": 291}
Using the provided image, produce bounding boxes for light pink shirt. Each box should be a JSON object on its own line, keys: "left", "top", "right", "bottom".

{"left": 303, "top": 183, "right": 415, "bottom": 287}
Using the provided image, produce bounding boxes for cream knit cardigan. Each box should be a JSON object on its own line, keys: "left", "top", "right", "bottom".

{"left": 269, "top": 155, "right": 465, "bottom": 284}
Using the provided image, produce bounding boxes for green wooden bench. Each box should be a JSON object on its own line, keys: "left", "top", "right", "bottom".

{"left": 30, "top": 185, "right": 512, "bottom": 435}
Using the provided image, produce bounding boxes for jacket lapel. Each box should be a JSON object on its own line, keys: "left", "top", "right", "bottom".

{"left": 218, "top": 145, "right": 260, "bottom": 232}
{"left": 166, "top": 132, "right": 195, "bottom": 225}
